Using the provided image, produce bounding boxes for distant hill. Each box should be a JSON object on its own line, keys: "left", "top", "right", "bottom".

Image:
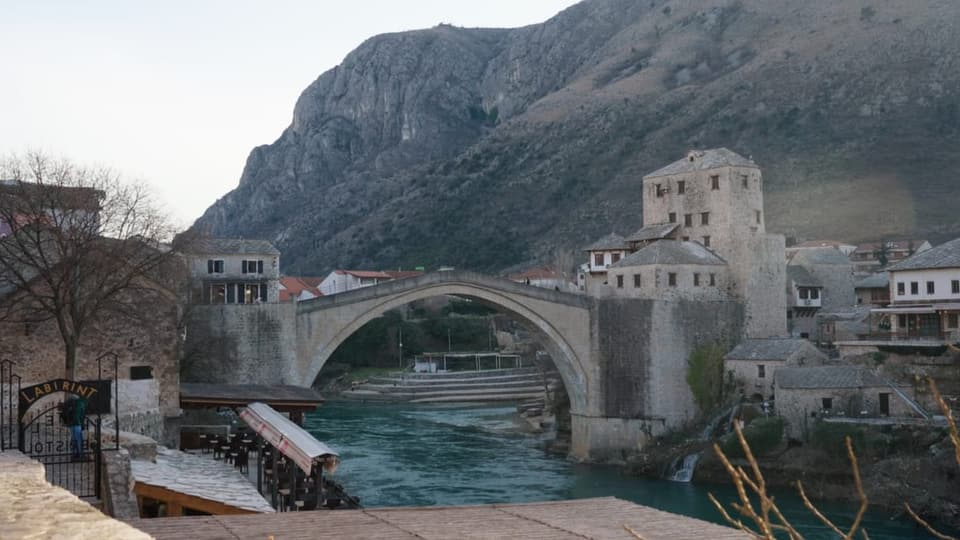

{"left": 194, "top": 0, "right": 960, "bottom": 274}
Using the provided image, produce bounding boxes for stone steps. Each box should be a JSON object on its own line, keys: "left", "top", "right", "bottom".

{"left": 342, "top": 367, "right": 549, "bottom": 404}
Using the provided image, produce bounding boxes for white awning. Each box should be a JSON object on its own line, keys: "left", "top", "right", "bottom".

{"left": 239, "top": 402, "right": 338, "bottom": 476}
{"left": 872, "top": 306, "right": 936, "bottom": 314}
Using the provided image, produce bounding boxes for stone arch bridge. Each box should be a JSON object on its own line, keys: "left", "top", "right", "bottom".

{"left": 190, "top": 271, "right": 743, "bottom": 461}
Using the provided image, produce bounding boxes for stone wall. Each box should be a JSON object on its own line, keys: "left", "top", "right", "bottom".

{"left": 595, "top": 297, "right": 744, "bottom": 435}
{"left": 182, "top": 302, "right": 297, "bottom": 384}
{"left": 778, "top": 384, "right": 918, "bottom": 439}
{"left": 602, "top": 263, "right": 729, "bottom": 301}
{"left": 0, "top": 286, "right": 181, "bottom": 438}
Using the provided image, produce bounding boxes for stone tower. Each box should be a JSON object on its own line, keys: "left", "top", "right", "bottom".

{"left": 641, "top": 148, "right": 786, "bottom": 338}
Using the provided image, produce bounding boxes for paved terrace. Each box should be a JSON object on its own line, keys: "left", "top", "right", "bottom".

{"left": 128, "top": 497, "right": 748, "bottom": 540}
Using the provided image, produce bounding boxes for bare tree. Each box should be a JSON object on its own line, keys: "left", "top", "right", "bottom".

{"left": 0, "top": 151, "right": 183, "bottom": 379}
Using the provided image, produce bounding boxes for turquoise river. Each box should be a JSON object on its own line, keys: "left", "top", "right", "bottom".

{"left": 305, "top": 402, "right": 949, "bottom": 539}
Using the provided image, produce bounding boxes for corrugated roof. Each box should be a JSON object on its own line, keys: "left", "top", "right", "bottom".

{"left": 626, "top": 223, "right": 679, "bottom": 243}
{"left": 855, "top": 272, "right": 889, "bottom": 289}
{"left": 609, "top": 240, "right": 726, "bottom": 268}
{"left": 644, "top": 148, "right": 757, "bottom": 178}
{"left": 131, "top": 448, "right": 274, "bottom": 513}
{"left": 187, "top": 237, "right": 280, "bottom": 256}
{"left": 127, "top": 497, "right": 750, "bottom": 540}
{"left": 886, "top": 238, "right": 960, "bottom": 271}
{"left": 788, "top": 247, "right": 851, "bottom": 266}
{"left": 240, "top": 402, "right": 338, "bottom": 476}
{"left": 776, "top": 365, "right": 886, "bottom": 389}
{"left": 584, "top": 233, "right": 628, "bottom": 251}
{"left": 725, "top": 338, "right": 816, "bottom": 361}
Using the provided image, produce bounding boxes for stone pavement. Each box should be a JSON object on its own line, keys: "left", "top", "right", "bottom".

{"left": 0, "top": 450, "right": 150, "bottom": 540}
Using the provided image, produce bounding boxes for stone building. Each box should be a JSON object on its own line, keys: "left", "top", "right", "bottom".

{"left": 0, "top": 279, "right": 181, "bottom": 443}
{"left": 775, "top": 365, "right": 919, "bottom": 439}
{"left": 855, "top": 273, "right": 890, "bottom": 307}
{"left": 184, "top": 238, "right": 281, "bottom": 304}
{"left": 583, "top": 148, "right": 786, "bottom": 339}
{"left": 785, "top": 247, "right": 856, "bottom": 340}
{"left": 724, "top": 338, "right": 826, "bottom": 401}
{"left": 606, "top": 240, "right": 728, "bottom": 301}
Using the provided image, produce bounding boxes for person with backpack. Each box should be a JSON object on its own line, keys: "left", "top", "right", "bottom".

{"left": 61, "top": 396, "right": 87, "bottom": 460}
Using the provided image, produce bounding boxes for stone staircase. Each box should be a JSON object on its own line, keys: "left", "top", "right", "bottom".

{"left": 341, "top": 367, "right": 548, "bottom": 403}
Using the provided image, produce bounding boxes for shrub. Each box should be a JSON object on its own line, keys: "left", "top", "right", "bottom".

{"left": 686, "top": 343, "right": 729, "bottom": 416}
{"left": 720, "top": 417, "right": 784, "bottom": 458}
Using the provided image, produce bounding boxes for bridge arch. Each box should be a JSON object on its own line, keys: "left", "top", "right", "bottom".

{"left": 295, "top": 273, "right": 594, "bottom": 414}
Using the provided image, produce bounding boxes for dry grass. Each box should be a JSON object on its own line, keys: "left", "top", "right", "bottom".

{"left": 705, "top": 378, "right": 958, "bottom": 540}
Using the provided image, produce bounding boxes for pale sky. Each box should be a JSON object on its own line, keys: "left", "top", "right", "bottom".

{"left": 0, "top": 1, "right": 579, "bottom": 228}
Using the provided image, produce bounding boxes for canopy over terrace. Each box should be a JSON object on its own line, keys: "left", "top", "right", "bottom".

{"left": 180, "top": 383, "right": 324, "bottom": 425}
{"left": 239, "top": 402, "right": 338, "bottom": 477}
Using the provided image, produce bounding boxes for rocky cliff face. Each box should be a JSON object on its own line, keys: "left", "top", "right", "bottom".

{"left": 195, "top": 0, "right": 960, "bottom": 274}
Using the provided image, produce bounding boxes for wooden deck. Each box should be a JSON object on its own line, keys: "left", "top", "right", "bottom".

{"left": 127, "top": 497, "right": 749, "bottom": 539}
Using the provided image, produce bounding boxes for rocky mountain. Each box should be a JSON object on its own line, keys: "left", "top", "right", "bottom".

{"left": 195, "top": 0, "right": 960, "bottom": 274}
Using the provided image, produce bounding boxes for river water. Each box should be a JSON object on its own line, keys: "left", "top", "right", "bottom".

{"left": 305, "top": 402, "right": 945, "bottom": 539}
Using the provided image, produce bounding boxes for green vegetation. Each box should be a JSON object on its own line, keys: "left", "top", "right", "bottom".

{"left": 686, "top": 343, "right": 729, "bottom": 417}
{"left": 719, "top": 417, "right": 784, "bottom": 458}
{"left": 809, "top": 422, "right": 894, "bottom": 461}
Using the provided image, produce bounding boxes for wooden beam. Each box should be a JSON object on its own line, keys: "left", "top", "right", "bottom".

{"left": 133, "top": 482, "right": 262, "bottom": 516}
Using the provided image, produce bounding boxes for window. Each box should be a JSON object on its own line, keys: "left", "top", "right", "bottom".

{"left": 681, "top": 236, "right": 690, "bottom": 241}
{"left": 741, "top": 174, "right": 749, "bottom": 188}
{"left": 953, "top": 280, "right": 960, "bottom": 294}
{"left": 710, "top": 273, "right": 716, "bottom": 286}
{"left": 668, "top": 272, "right": 677, "bottom": 287}
{"left": 810, "top": 288, "right": 820, "bottom": 300}
{"left": 668, "top": 212, "right": 677, "bottom": 223}
{"left": 701, "top": 212, "right": 710, "bottom": 225}
{"left": 898, "top": 314, "right": 907, "bottom": 328}
{"left": 242, "top": 260, "right": 264, "bottom": 274}
{"left": 693, "top": 273, "right": 700, "bottom": 286}
{"left": 130, "top": 366, "right": 153, "bottom": 380}
{"left": 633, "top": 274, "right": 641, "bottom": 288}
{"left": 897, "top": 282, "right": 905, "bottom": 296}
{"left": 616, "top": 275, "right": 624, "bottom": 288}
{"left": 927, "top": 281, "right": 935, "bottom": 294}
{"left": 684, "top": 214, "right": 693, "bottom": 227}
{"left": 678, "top": 181, "right": 685, "bottom": 194}
{"left": 910, "top": 282, "right": 919, "bottom": 295}
{"left": 710, "top": 175, "right": 720, "bottom": 190}
{"left": 821, "top": 397, "right": 833, "bottom": 410}
{"left": 227, "top": 283, "right": 237, "bottom": 303}
{"left": 207, "top": 259, "right": 224, "bottom": 274}
{"left": 702, "top": 236, "right": 711, "bottom": 247}
{"left": 757, "top": 365, "right": 765, "bottom": 378}
{"left": 656, "top": 184, "right": 663, "bottom": 197}
{"left": 612, "top": 253, "right": 621, "bottom": 263}
{"left": 755, "top": 210, "right": 762, "bottom": 224}
{"left": 948, "top": 313, "right": 959, "bottom": 328}
{"left": 594, "top": 253, "right": 604, "bottom": 267}
{"left": 260, "top": 283, "right": 268, "bottom": 302}
{"left": 799, "top": 288, "right": 809, "bottom": 300}
{"left": 800, "top": 332, "right": 809, "bottom": 339}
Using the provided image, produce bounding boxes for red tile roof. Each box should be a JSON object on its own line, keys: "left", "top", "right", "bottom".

{"left": 279, "top": 277, "right": 321, "bottom": 302}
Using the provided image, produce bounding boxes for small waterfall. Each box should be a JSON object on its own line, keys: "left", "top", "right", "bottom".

{"left": 667, "top": 452, "right": 701, "bottom": 483}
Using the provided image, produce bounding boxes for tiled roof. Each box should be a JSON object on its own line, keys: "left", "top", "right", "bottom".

{"left": 787, "top": 247, "right": 851, "bottom": 265}
{"left": 776, "top": 365, "right": 886, "bottom": 389}
{"left": 279, "top": 276, "right": 321, "bottom": 302}
{"left": 855, "top": 272, "right": 889, "bottom": 289}
{"left": 131, "top": 447, "right": 274, "bottom": 513}
{"left": 609, "top": 240, "right": 726, "bottom": 268}
{"left": 626, "top": 223, "right": 679, "bottom": 243}
{"left": 584, "top": 233, "right": 628, "bottom": 251}
{"left": 853, "top": 239, "right": 930, "bottom": 255}
{"left": 786, "top": 265, "right": 820, "bottom": 287}
{"left": 186, "top": 237, "right": 280, "bottom": 256}
{"left": 792, "top": 240, "right": 855, "bottom": 249}
{"left": 337, "top": 269, "right": 392, "bottom": 279}
{"left": 644, "top": 148, "right": 757, "bottom": 178}
{"left": 886, "top": 238, "right": 960, "bottom": 271}
{"left": 725, "top": 338, "right": 816, "bottom": 361}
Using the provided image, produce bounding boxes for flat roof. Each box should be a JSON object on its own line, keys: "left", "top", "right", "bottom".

{"left": 180, "top": 383, "right": 324, "bottom": 412}
{"left": 127, "top": 497, "right": 749, "bottom": 540}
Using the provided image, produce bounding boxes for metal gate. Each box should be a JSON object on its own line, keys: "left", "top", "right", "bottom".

{"left": 19, "top": 403, "right": 102, "bottom": 498}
